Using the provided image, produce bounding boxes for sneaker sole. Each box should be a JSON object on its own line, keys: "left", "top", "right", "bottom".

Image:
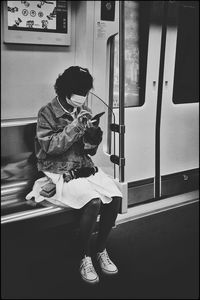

{"left": 101, "top": 269, "right": 118, "bottom": 275}
{"left": 80, "top": 274, "right": 100, "bottom": 284}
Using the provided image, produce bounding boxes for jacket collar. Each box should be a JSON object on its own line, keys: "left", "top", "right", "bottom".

{"left": 51, "top": 97, "right": 72, "bottom": 118}
{"left": 51, "top": 97, "right": 84, "bottom": 118}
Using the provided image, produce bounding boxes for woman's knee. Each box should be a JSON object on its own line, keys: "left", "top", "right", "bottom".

{"left": 87, "top": 198, "right": 101, "bottom": 211}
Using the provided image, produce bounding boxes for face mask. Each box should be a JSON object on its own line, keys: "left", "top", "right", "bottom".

{"left": 67, "top": 94, "right": 87, "bottom": 107}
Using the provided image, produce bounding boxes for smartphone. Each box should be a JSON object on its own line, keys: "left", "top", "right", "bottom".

{"left": 91, "top": 112, "right": 105, "bottom": 120}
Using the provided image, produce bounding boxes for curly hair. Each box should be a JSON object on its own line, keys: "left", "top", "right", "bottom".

{"left": 54, "top": 66, "right": 93, "bottom": 99}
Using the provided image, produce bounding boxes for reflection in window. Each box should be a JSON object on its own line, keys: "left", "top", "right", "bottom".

{"left": 113, "top": 1, "right": 150, "bottom": 108}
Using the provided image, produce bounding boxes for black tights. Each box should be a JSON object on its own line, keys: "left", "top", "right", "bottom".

{"left": 79, "top": 197, "right": 121, "bottom": 258}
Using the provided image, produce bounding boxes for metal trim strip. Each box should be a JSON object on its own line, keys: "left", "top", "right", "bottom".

{"left": 1, "top": 206, "right": 64, "bottom": 224}
{"left": 1, "top": 118, "right": 37, "bottom": 127}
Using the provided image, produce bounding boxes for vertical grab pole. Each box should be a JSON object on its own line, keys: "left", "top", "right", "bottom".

{"left": 155, "top": 1, "right": 168, "bottom": 199}
{"left": 119, "top": 1, "right": 125, "bottom": 182}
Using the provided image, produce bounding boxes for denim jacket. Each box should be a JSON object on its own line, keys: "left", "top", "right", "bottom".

{"left": 35, "top": 97, "right": 100, "bottom": 174}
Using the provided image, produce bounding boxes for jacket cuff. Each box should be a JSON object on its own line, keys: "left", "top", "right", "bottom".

{"left": 69, "top": 118, "right": 86, "bottom": 135}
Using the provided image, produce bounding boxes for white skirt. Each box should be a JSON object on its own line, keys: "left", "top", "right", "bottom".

{"left": 26, "top": 168, "right": 122, "bottom": 209}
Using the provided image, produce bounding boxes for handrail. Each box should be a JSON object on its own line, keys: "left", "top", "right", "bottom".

{"left": 119, "top": 1, "right": 125, "bottom": 182}
{"left": 1, "top": 205, "right": 65, "bottom": 224}
{"left": 1, "top": 181, "right": 28, "bottom": 196}
{"left": 1, "top": 117, "right": 37, "bottom": 127}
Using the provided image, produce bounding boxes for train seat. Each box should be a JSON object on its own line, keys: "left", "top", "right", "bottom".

{"left": 1, "top": 121, "right": 76, "bottom": 226}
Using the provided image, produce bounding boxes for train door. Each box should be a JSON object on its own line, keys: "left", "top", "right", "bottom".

{"left": 88, "top": 1, "right": 161, "bottom": 210}
{"left": 159, "top": 1, "right": 199, "bottom": 198}
{"left": 109, "top": 2, "right": 164, "bottom": 206}
{"left": 110, "top": 1, "right": 199, "bottom": 206}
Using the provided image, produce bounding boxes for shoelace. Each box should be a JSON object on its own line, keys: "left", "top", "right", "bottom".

{"left": 82, "top": 258, "right": 95, "bottom": 273}
{"left": 99, "top": 251, "right": 112, "bottom": 265}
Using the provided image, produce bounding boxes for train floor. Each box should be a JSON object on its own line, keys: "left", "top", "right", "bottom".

{"left": 1, "top": 200, "right": 199, "bottom": 299}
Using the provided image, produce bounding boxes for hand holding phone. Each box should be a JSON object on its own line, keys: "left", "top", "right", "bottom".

{"left": 87, "top": 111, "right": 105, "bottom": 127}
{"left": 77, "top": 110, "right": 92, "bottom": 127}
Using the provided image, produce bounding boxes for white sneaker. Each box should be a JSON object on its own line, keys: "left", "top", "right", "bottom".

{"left": 97, "top": 249, "right": 118, "bottom": 275}
{"left": 80, "top": 256, "right": 99, "bottom": 284}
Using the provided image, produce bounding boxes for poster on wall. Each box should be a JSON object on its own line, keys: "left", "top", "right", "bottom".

{"left": 3, "top": 1, "right": 71, "bottom": 46}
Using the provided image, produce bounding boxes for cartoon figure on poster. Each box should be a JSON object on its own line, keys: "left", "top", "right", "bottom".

{"left": 7, "top": 1, "right": 56, "bottom": 30}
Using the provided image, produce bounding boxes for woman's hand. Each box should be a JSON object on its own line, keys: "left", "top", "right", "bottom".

{"left": 86, "top": 119, "right": 98, "bottom": 128}
{"left": 77, "top": 110, "right": 92, "bottom": 127}
{"left": 84, "top": 126, "right": 103, "bottom": 145}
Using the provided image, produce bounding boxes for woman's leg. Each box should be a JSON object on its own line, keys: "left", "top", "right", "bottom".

{"left": 96, "top": 197, "right": 121, "bottom": 253}
{"left": 79, "top": 198, "right": 101, "bottom": 258}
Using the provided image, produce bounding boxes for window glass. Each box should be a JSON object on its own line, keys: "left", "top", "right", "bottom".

{"left": 173, "top": 1, "right": 199, "bottom": 104}
{"left": 113, "top": 1, "right": 150, "bottom": 108}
